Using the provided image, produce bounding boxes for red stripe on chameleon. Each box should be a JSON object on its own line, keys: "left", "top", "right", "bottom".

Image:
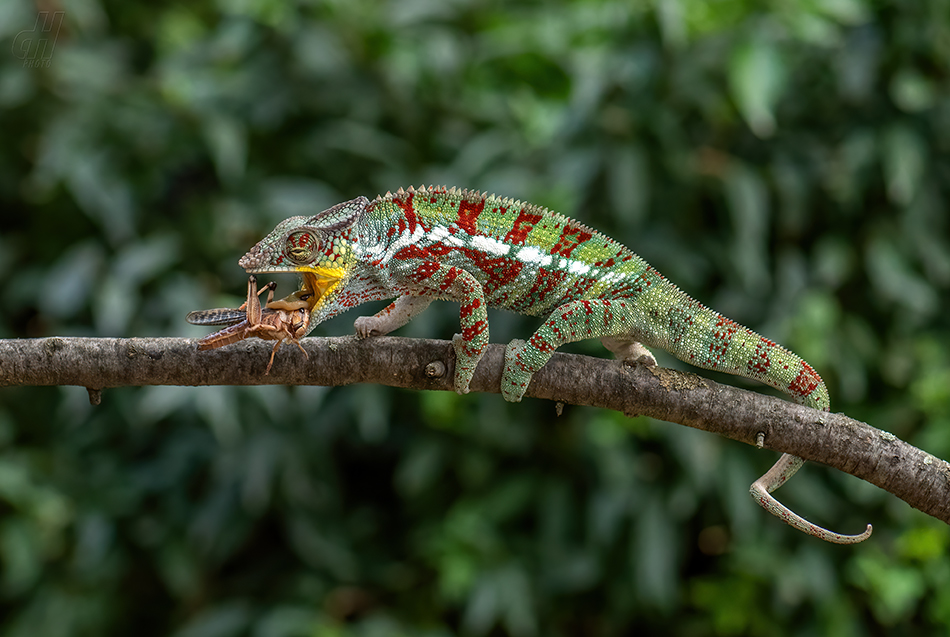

{"left": 426, "top": 242, "right": 453, "bottom": 258}
{"left": 412, "top": 260, "right": 440, "bottom": 281}
{"left": 503, "top": 209, "right": 543, "bottom": 245}
{"left": 394, "top": 191, "right": 420, "bottom": 233}
{"left": 527, "top": 267, "right": 568, "bottom": 303}
{"left": 466, "top": 252, "right": 522, "bottom": 289}
{"left": 529, "top": 331, "right": 557, "bottom": 353}
{"left": 789, "top": 362, "right": 822, "bottom": 400}
{"left": 708, "top": 316, "right": 739, "bottom": 365}
{"left": 561, "top": 277, "right": 598, "bottom": 299}
{"left": 602, "top": 300, "right": 614, "bottom": 325}
{"left": 459, "top": 298, "right": 482, "bottom": 320}
{"left": 596, "top": 249, "right": 627, "bottom": 268}
{"left": 456, "top": 197, "right": 485, "bottom": 236}
{"left": 551, "top": 225, "right": 593, "bottom": 258}
{"left": 461, "top": 320, "right": 487, "bottom": 342}
{"left": 394, "top": 242, "right": 526, "bottom": 294}
{"left": 394, "top": 244, "right": 428, "bottom": 261}
{"left": 748, "top": 340, "right": 773, "bottom": 376}
{"left": 439, "top": 267, "right": 460, "bottom": 293}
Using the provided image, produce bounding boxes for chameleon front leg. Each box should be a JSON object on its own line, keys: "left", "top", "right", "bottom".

{"left": 751, "top": 453, "right": 872, "bottom": 543}
{"left": 380, "top": 261, "right": 489, "bottom": 394}
{"left": 354, "top": 295, "right": 433, "bottom": 338}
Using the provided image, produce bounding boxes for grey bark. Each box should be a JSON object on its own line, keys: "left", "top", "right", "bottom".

{"left": 1, "top": 335, "right": 947, "bottom": 526}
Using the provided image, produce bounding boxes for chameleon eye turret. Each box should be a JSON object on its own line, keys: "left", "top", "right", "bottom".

{"left": 283, "top": 229, "right": 321, "bottom": 265}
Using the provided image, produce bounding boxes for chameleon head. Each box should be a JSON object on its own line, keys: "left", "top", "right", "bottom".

{"left": 239, "top": 196, "right": 369, "bottom": 328}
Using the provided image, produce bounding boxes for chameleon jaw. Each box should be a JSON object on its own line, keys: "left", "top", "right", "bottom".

{"left": 240, "top": 263, "right": 344, "bottom": 313}
{"left": 299, "top": 269, "right": 344, "bottom": 311}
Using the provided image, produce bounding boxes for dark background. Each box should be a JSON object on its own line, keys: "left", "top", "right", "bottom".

{"left": 1, "top": 0, "right": 949, "bottom": 635}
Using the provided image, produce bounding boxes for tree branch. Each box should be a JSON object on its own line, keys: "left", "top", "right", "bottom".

{"left": 2, "top": 336, "right": 947, "bottom": 526}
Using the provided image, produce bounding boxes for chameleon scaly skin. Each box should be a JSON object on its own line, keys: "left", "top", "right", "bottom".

{"left": 237, "top": 185, "right": 871, "bottom": 543}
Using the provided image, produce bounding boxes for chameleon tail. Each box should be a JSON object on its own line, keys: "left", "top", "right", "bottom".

{"left": 751, "top": 454, "right": 872, "bottom": 543}
{"left": 508, "top": 282, "right": 873, "bottom": 543}
{"left": 651, "top": 290, "right": 873, "bottom": 543}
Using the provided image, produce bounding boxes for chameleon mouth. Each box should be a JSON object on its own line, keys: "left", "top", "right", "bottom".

{"left": 241, "top": 266, "right": 344, "bottom": 313}
{"left": 299, "top": 269, "right": 344, "bottom": 311}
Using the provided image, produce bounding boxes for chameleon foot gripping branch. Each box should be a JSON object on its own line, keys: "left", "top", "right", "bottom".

{"left": 228, "top": 185, "right": 870, "bottom": 543}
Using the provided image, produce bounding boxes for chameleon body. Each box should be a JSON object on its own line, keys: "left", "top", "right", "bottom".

{"left": 236, "top": 185, "right": 870, "bottom": 543}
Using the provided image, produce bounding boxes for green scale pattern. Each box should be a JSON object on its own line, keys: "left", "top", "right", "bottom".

{"left": 235, "top": 185, "right": 869, "bottom": 544}
{"left": 358, "top": 187, "right": 827, "bottom": 409}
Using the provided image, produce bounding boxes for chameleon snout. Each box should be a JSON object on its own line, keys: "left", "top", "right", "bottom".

{"left": 238, "top": 247, "right": 263, "bottom": 270}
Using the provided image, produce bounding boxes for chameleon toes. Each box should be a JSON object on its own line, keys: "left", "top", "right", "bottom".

{"left": 502, "top": 339, "right": 530, "bottom": 402}
{"left": 451, "top": 333, "right": 477, "bottom": 394}
{"left": 353, "top": 316, "right": 381, "bottom": 338}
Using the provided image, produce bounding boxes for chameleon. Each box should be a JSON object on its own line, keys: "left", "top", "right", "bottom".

{"left": 187, "top": 275, "right": 312, "bottom": 374}
{"left": 234, "top": 184, "right": 872, "bottom": 543}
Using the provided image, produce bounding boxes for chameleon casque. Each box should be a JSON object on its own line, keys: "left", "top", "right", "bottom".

{"left": 231, "top": 185, "right": 871, "bottom": 543}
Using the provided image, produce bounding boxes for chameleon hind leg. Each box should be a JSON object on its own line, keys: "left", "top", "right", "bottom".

{"left": 752, "top": 453, "right": 872, "bottom": 543}
{"left": 503, "top": 298, "right": 639, "bottom": 402}
{"left": 600, "top": 335, "right": 658, "bottom": 367}
{"left": 503, "top": 299, "right": 872, "bottom": 543}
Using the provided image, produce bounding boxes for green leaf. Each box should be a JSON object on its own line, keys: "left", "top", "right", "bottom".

{"left": 729, "top": 38, "right": 787, "bottom": 138}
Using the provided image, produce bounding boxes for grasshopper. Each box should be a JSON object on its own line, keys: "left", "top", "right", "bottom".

{"left": 187, "top": 276, "right": 313, "bottom": 374}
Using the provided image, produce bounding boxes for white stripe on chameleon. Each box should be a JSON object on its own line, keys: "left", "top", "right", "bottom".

{"left": 380, "top": 226, "right": 425, "bottom": 265}
{"left": 568, "top": 261, "right": 592, "bottom": 276}
{"left": 516, "top": 246, "right": 554, "bottom": 267}
{"left": 426, "top": 225, "right": 451, "bottom": 243}
{"left": 359, "top": 240, "right": 383, "bottom": 262}
{"left": 471, "top": 234, "right": 511, "bottom": 256}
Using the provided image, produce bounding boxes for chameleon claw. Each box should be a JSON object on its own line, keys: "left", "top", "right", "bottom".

{"left": 750, "top": 453, "right": 872, "bottom": 544}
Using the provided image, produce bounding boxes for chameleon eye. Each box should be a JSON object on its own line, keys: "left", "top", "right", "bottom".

{"left": 284, "top": 230, "right": 320, "bottom": 264}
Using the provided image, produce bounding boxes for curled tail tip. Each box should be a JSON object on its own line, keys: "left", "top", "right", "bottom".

{"left": 839, "top": 524, "right": 873, "bottom": 544}
{"left": 810, "top": 523, "right": 872, "bottom": 545}
{"left": 750, "top": 453, "right": 870, "bottom": 544}
{"left": 750, "top": 471, "right": 872, "bottom": 544}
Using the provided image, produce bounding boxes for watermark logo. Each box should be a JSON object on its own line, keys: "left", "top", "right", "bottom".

{"left": 12, "top": 11, "right": 65, "bottom": 68}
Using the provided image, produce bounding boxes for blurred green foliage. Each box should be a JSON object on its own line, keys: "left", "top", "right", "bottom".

{"left": 2, "top": 0, "right": 950, "bottom": 634}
